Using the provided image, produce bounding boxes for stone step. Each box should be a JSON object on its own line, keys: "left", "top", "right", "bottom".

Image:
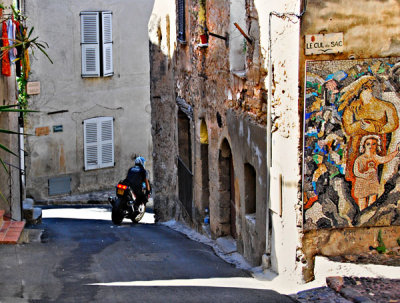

{"left": 23, "top": 198, "right": 42, "bottom": 225}
{"left": 0, "top": 209, "right": 4, "bottom": 228}
{"left": 0, "top": 220, "right": 25, "bottom": 244}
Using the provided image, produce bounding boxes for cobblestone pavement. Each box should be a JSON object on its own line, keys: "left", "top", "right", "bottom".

{"left": 291, "top": 277, "right": 400, "bottom": 303}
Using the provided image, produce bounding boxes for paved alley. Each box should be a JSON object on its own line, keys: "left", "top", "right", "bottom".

{"left": 0, "top": 207, "right": 295, "bottom": 303}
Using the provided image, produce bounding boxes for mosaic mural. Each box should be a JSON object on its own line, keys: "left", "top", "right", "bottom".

{"left": 303, "top": 57, "right": 400, "bottom": 230}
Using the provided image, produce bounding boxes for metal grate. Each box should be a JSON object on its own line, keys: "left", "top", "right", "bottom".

{"left": 48, "top": 176, "right": 71, "bottom": 196}
{"left": 178, "top": 157, "right": 193, "bottom": 219}
{"left": 177, "top": 0, "right": 185, "bottom": 42}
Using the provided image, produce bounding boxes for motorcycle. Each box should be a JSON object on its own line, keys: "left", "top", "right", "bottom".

{"left": 108, "top": 180, "right": 148, "bottom": 225}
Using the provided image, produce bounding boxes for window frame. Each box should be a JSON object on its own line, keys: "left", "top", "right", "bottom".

{"left": 83, "top": 116, "right": 115, "bottom": 171}
{"left": 80, "top": 11, "right": 113, "bottom": 78}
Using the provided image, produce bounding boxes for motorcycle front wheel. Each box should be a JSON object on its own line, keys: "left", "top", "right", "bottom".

{"left": 111, "top": 198, "right": 124, "bottom": 225}
{"left": 129, "top": 202, "right": 146, "bottom": 223}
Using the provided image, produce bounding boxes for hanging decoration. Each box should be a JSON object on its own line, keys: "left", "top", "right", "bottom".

{"left": 0, "top": 4, "right": 52, "bottom": 110}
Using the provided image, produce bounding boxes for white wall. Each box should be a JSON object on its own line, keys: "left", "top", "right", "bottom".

{"left": 148, "top": 0, "right": 176, "bottom": 58}
{"left": 254, "top": 0, "right": 303, "bottom": 281}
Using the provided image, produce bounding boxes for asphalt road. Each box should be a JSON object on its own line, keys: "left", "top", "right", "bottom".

{"left": 0, "top": 207, "right": 297, "bottom": 303}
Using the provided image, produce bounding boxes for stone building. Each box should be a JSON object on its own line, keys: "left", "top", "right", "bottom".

{"left": 149, "top": 0, "right": 400, "bottom": 283}
{"left": 24, "top": 0, "right": 155, "bottom": 201}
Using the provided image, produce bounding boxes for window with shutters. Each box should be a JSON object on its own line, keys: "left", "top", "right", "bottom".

{"left": 177, "top": 0, "right": 186, "bottom": 42}
{"left": 80, "top": 11, "right": 113, "bottom": 77}
{"left": 84, "top": 117, "right": 114, "bottom": 170}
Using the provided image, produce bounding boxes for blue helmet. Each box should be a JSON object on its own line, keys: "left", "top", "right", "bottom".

{"left": 135, "top": 156, "right": 146, "bottom": 166}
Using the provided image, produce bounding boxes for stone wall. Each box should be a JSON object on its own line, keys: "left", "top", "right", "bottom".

{"left": 149, "top": 0, "right": 268, "bottom": 266}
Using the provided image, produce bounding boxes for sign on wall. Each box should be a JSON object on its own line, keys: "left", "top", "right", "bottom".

{"left": 27, "top": 81, "right": 40, "bottom": 95}
{"left": 305, "top": 33, "right": 344, "bottom": 55}
{"left": 303, "top": 57, "right": 400, "bottom": 230}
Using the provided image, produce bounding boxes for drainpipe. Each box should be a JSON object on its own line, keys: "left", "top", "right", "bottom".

{"left": 265, "top": 12, "right": 273, "bottom": 265}
{"left": 18, "top": 114, "right": 24, "bottom": 215}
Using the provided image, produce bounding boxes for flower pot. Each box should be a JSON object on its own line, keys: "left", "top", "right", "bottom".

{"left": 200, "top": 34, "right": 208, "bottom": 45}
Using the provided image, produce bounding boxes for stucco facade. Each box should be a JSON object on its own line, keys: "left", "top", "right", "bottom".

{"left": 24, "top": 0, "right": 154, "bottom": 200}
{"left": 149, "top": 0, "right": 400, "bottom": 284}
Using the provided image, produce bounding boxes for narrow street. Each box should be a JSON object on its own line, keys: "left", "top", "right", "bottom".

{"left": 0, "top": 207, "right": 296, "bottom": 303}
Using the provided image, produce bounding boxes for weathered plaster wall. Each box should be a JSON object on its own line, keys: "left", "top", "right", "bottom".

{"left": 249, "top": 0, "right": 303, "bottom": 279}
{"left": 0, "top": 1, "right": 22, "bottom": 219}
{"left": 226, "top": 109, "right": 267, "bottom": 265}
{"left": 0, "top": 74, "right": 20, "bottom": 219}
{"left": 300, "top": 0, "right": 400, "bottom": 281}
{"left": 24, "top": 0, "right": 154, "bottom": 200}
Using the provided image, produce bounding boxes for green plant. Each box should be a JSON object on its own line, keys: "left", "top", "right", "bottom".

{"left": 1, "top": 5, "right": 53, "bottom": 111}
{"left": 376, "top": 230, "right": 387, "bottom": 254}
{"left": 397, "top": 238, "right": 400, "bottom": 246}
{"left": 242, "top": 38, "right": 247, "bottom": 54}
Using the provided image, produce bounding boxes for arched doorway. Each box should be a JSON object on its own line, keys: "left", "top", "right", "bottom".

{"left": 217, "top": 139, "right": 237, "bottom": 239}
{"left": 177, "top": 110, "right": 193, "bottom": 219}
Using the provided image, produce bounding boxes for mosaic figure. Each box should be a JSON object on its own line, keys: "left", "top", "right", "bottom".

{"left": 303, "top": 57, "right": 400, "bottom": 230}
{"left": 339, "top": 75, "right": 399, "bottom": 202}
{"left": 353, "top": 135, "right": 400, "bottom": 211}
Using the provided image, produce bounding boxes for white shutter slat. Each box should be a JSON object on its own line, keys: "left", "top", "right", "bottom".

{"left": 84, "top": 120, "right": 99, "bottom": 170}
{"left": 99, "top": 117, "right": 114, "bottom": 168}
{"left": 103, "top": 44, "right": 113, "bottom": 76}
{"left": 102, "top": 13, "right": 112, "bottom": 43}
{"left": 82, "top": 45, "right": 100, "bottom": 76}
{"left": 102, "top": 12, "right": 113, "bottom": 76}
{"left": 81, "top": 12, "right": 100, "bottom": 77}
{"left": 81, "top": 12, "right": 99, "bottom": 43}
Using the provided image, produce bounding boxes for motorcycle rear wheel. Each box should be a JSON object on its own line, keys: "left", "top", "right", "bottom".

{"left": 129, "top": 202, "right": 146, "bottom": 223}
{"left": 111, "top": 198, "right": 124, "bottom": 225}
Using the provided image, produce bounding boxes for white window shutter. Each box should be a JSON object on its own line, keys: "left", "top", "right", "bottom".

{"left": 82, "top": 45, "right": 100, "bottom": 76}
{"left": 84, "top": 119, "right": 99, "bottom": 170}
{"left": 102, "top": 12, "right": 113, "bottom": 76}
{"left": 81, "top": 12, "right": 100, "bottom": 77}
{"left": 99, "top": 117, "right": 114, "bottom": 168}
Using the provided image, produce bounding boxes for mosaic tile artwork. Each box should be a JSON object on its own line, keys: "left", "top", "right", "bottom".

{"left": 303, "top": 57, "right": 400, "bottom": 230}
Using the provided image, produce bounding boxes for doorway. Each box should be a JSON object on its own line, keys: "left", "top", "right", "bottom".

{"left": 218, "top": 139, "right": 236, "bottom": 239}
{"left": 177, "top": 110, "right": 193, "bottom": 218}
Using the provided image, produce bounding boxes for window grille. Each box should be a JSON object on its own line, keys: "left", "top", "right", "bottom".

{"left": 177, "top": 0, "right": 186, "bottom": 42}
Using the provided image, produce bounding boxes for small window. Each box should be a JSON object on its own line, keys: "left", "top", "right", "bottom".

{"left": 229, "top": 1, "right": 246, "bottom": 72}
{"left": 80, "top": 11, "right": 113, "bottom": 77}
{"left": 84, "top": 117, "right": 114, "bottom": 170}
{"left": 177, "top": 0, "right": 186, "bottom": 42}
{"left": 244, "top": 163, "right": 256, "bottom": 214}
